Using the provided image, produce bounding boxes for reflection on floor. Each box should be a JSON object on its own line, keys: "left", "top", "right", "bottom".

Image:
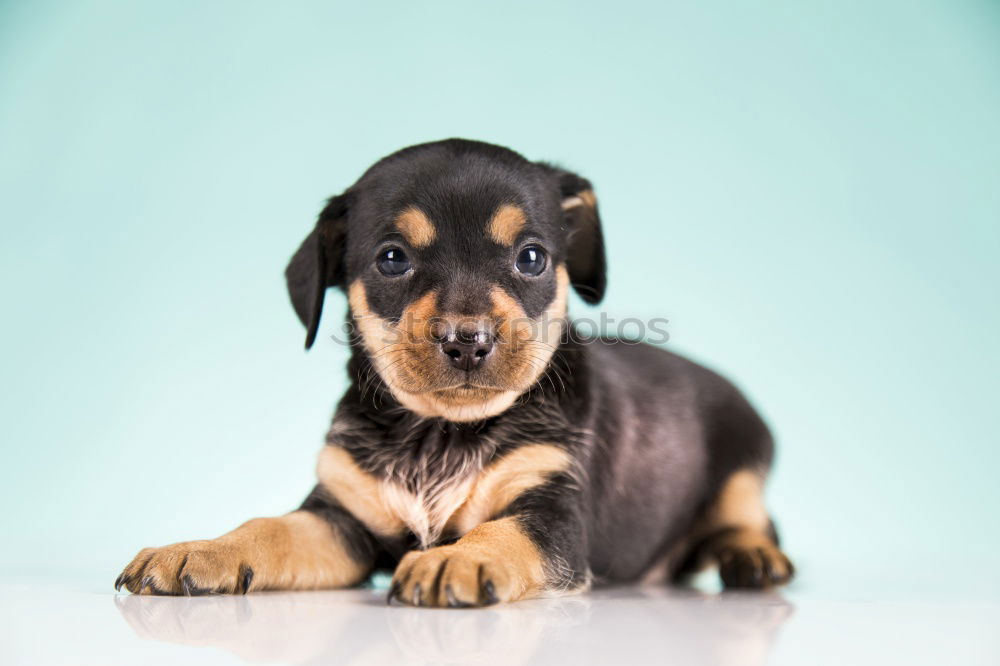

{"left": 116, "top": 586, "right": 791, "bottom": 665}
{"left": 0, "top": 581, "right": 997, "bottom": 665}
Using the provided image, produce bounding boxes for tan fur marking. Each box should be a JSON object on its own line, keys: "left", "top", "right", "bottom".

{"left": 560, "top": 189, "right": 597, "bottom": 211}
{"left": 642, "top": 469, "right": 770, "bottom": 584}
{"left": 392, "top": 516, "right": 547, "bottom": 606}
{"left": 450, "top": 444, "right": 572, "bottom": 535}
{"left": 119, "top": 511, "right": 366, "bottom": 595}
{"left": 402, "top": 389, "right": 523, "bottom": 423}
{"left": 706, "top": 469, "right": 769, "bottom": 531}
{"left": 663, "top": 469, "right": 770, "bottom": 580}
{"left": 457, "top": 517, "right": 547, "bottom": 590}
{"left": 401, "top": 288, "right": 439, "bottom": 326}
{"left": 316, "top": 446, "right": 406, "bottom": 538}
{"left": 318, "top": 443, "right": 570, "bottom": 548}
{"left": 667, "top": 468, "right": 794, "bottom": 586}
{"left": 394, "top": 206, "right": 436, "bottom": 248}
{"left": 351, "top": 278, "right": 520, "bottom": 421}
{"left": 716, "top": 528, "right": 778, "bottom": 551}
{"left": 486, "top": 204, "right": 527, "bottom": 246}
{"left": 347, "top": 268, "right": 569, "bottom": 422}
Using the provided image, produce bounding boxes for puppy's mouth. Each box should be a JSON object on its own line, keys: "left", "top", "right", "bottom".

{"left": 374, "top": 333, "right": 561, "bottom": 408}
{"left": 416, "top": 382, "right": 514, "bottom": 412}
{"left": 436, "top": 379, "right": 504, "bottom": 390}
{"left": 430, "top": 382, "right": 507, "bottom": 395}
{"left": 380, "top": 358, "right": 526, "bottom": 397}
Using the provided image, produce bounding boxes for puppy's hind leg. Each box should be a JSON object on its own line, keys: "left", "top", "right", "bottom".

{"left": 676, "top": 469, "right": 794, "bottom": 589}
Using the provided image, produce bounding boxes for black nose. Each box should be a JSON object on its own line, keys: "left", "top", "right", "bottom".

{"left": 440, "top": 327, "right": 494, "bottom": 372}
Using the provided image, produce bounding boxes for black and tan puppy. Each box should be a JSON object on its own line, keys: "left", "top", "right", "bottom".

{"left": 117, "top": 139, "right": 793, "bottom": 605}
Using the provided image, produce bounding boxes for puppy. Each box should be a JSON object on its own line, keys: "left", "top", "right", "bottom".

{"left": 117, "top": 139, "right": 793, "bottom": 605}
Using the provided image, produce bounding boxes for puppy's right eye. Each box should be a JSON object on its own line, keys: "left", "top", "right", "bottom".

{"left": 515, "top": 244, "right": 547, "bottom": 276}
{"left": 376, "top": 247, "right": 411, "bottom": 277}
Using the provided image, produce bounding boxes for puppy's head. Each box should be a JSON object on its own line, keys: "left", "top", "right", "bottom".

{"left": 286, "top": 139, "right": 605, "bottom": 421}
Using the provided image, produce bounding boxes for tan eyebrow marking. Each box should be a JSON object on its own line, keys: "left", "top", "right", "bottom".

{"left": 486, "top": 204, "right": 527, "bottom": 246}
{"left": 394, "top": 206, "right": 436, "bottom": 248}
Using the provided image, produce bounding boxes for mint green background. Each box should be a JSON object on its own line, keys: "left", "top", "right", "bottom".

{"left": 2, "top": 1, "right": 997, "bottom": 598}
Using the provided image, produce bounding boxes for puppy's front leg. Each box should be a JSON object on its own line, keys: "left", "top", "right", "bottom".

{"left": 389, "top": 477, "right": 588, "bottom": 607}
{"left": 116, "top": 488, "right": 375, "bottom": 595}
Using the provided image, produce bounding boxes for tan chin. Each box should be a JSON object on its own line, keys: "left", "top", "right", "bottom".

{"left": 391, "top": 387, "right": 522, "bottom": 422}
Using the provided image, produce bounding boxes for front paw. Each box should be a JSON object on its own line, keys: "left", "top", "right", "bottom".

{"left": 115, "top": 541, "right": 254, "bottom": 596}
{"left": 388, "top": 545, "right": 524, "bottom": 608}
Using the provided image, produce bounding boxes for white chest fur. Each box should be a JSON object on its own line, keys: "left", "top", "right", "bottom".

{"left": 316, "top": 444, "right": 572, "bottom": 548}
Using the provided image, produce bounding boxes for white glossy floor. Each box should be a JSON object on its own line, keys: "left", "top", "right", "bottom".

{"left": 1, "top": 576, "right": 997, "bottom": 665}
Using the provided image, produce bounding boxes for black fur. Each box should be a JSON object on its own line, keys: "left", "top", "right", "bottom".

{"left": 288, "top": 139, "right": 787, "bottom": 592}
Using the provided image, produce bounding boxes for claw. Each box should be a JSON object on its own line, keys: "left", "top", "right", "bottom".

{"left": 760, "top": 548, "right": 780, "bottom": 582}
{"left": 239, "top": 565, "right": 254, "bottom": 595}
{"left": 481, "top": 579, "right": 498, "bottom": 605}
{"left": 181, "top": 574, "right": 209, "bottom": 597}
{"left": 412, "top": 583, "right": 422, "bottom": 606}
{"left": 139, "top": 576, "right": 154, "bottom": 595}
{"left": 749, "top": 554, "right": 764, "bottom": 586}
{"left": 387, "top": 581, "right": 401, "bottom": 605}
{"left": 114, "top": 574, "right": 125, "bottom": 592}
{"left": 445, "top": 585, "right": 472, "bottom": 608}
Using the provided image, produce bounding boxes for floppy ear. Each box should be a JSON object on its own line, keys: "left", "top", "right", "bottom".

{"left": 543, "top": 165, "right": 607, "bottom": 304}
{"left": 285, "top": 194, "right": 350, "bottom": 349}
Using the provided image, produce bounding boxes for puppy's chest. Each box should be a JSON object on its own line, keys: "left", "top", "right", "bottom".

{"left": 379, "top": 471, "right": 479, "bottom": 547}
{"left": 317, "top": 442, "right": 571, "bottom": 548}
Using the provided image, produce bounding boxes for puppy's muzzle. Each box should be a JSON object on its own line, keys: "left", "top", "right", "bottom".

{"left": 437, "top": 324, "right": 495, "bottom": 372}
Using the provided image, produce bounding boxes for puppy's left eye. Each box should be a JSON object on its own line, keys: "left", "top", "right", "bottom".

{"left": 376, "top": 247, "right": 412, "bottom": 277}
{"left": 515, "top": 245, "right": 547, "bottom": 276}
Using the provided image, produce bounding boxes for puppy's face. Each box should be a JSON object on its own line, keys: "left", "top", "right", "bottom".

{"left": 286, "top": 140, "right": 606, "bottom": 421}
